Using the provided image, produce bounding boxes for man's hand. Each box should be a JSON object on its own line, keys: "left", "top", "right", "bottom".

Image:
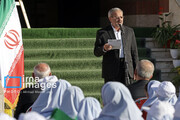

{"left": 104, "top": 43, "right": 112, "bottom": 51}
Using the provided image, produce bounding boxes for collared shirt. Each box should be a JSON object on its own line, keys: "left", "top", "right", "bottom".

{"left": 111, "top": 25, "right": 124, "bottom": 58}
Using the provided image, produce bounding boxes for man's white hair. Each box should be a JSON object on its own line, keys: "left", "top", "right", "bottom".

{"left": 108, "top": 7, "right": 123, "bottom": 18}
{"left": 33, "top": 63, "right": 51, "bottom": 79}
{"left": 136, "top": 59, "right": 154, "bottom": 79}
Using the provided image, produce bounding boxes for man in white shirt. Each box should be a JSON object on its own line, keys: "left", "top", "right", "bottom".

{"left": 94, "top": 7, "right": 139, "bottom": 85}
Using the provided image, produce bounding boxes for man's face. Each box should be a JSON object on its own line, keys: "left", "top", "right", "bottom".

{"left": 109, "top": 10, "right": 124, "bottom": 28}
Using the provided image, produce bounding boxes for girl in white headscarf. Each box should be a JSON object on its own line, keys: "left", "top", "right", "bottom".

{"left": 60, "top": 86, "right": 84, "bottom": 119}
{"left": 175, "top": 88, "right": 180, "bottom": 106}
{"left": 143, "top": 101, "right": 175, "bottom": 120}
{"left": 141, "top": 80, "right": 161, "bottom": 110}
{"left": 173, "top": 88, "right": 180, "bottom": 120}
{"left": 77, "top": 97, "right": 102, "bottom": 120}
{"left": 31, "top": 79, "right": 71, "bottom": 119}
{"left": 95, "top": 82, "right": 143, "bottom": 120}
{"left": 156, "top": 81, "right": 177, "bottom": 105}
{"left": 37, "top": 75, "right": 59, "bottom": 91}
{"left": 0, "top": 113, "right": 16, "bottom": 120}
{"left": 174, "top": 102, "right": 180, "bottom": 120}
{"left": 18, "top": 111, "right": 46, "bottom": 120}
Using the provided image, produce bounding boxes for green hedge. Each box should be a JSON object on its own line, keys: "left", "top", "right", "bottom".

{"left": 22, "top": 27, "right": 155, "bottom": 38}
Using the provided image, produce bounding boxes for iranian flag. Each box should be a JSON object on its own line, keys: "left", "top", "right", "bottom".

{"left": 0, "top": 0, "right": 24, "bottom": 109}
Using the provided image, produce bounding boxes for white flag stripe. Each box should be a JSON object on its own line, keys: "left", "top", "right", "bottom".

{"left": 0, "top": 0, "right": 24, "bottom": 108}
{"left": 0, "top": 6, "right": 23, "bottom": 87}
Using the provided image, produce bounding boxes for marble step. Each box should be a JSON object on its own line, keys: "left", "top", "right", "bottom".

{"left": 155, "top": 58, "right": 174, "bottom": 69}
{"left": 150, "top": 48, "right": 171, "bottom": 59}
{"left": 160, "top": 68, "right": 178, "bottom": 81}
{"left": 145, "top": 38, "right": 159, "bottom": 48}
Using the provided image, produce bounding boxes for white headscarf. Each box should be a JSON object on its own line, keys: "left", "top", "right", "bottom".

{"left": 60, "top": 86, "right": 84, "bottom": 119}
{"left": 141, "top": 80, "right": 161, "bottom": 110}
{"left": 77, "top": 97, "right": 102, "bottom": 120}
{"left": 143, "top": 101, "right": 175, "bottom": 120}
{"left": 37, "top": 75, "right": 58, "bottom": 91}
{"left": 174, "top": 102, "right": 180, "bottom": 120}
{"left": 156, "top": 81, "right": 177, "bottom": 105}
{"left": 18, "top": 111, "right": 46, "bottom": 120}
{"left": 175, "top": 88, "right": 180, "bottom": 107}
{"left": 31, "top": 79, "right": 71, "bottom": 119}
{"left": 0, "top": 113, "right": 16, "bottom": 120}
{"left": 95, "top": 82, "right": 143, "bottom": 120}
{"left": 174, "top": 90, "right": 180, "bottom": 120}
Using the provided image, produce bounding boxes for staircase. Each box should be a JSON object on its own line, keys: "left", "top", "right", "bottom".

{"left": 146, "top": 38, "right": 178, "bottom": 81}
{"left": 22, "top": 28, "right": 160, "bottom": 101}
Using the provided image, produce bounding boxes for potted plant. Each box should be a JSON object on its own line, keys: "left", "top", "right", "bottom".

{"left": 152, "top": 12, "right": 180, "bottom": 49}
{"left": 173, "top": 58, "right": 180, "bottom": 68}
{"left": 170, "top": 35, "right": 180, "bottom": 67}
{"left": 170, "top": 36, "right": 180, "bottom": 59}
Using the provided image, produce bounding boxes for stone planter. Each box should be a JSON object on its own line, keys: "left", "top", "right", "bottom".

{"left": 173, "top": 59, "right": 180, "bottom": 68}
{"left": 170, "top": 49, "right": 180, "bottom": 59}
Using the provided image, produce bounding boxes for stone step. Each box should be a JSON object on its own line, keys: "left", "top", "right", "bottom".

{"left": 145, "top": 38, "right": 163, "bottom": 48}
{"left": 150, "top": 48, "right": 171, "bottom": 59}
{"left": 145, "top": 38, "right": 156, "bottom": 48}
{"left": 155, "top": 58, "right": 174, "bottom": 69}
{"left": 160, "top": 68, "right": 178, "bottom": 81}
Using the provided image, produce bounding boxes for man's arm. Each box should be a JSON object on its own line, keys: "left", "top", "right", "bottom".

{"left": 94, "top": 30, "right": 106, "bottom": 57}
{"left": 94, "top": 30, "right": 112, "bottom": 57}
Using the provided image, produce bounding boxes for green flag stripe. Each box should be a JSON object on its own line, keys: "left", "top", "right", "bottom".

{"left": 0, "top": 0, "right": 15, "bottom": 36}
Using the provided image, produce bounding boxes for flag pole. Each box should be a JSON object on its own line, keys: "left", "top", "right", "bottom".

{"left": 16, "top": 0, "right": 31, "bottom": 28}
{"left": 0, "top": 82, "right": 4, "bottom": 113}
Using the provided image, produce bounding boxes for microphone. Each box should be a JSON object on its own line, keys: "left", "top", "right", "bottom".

{"left": 119, "top": 24, "right": 124, "bottom": 34}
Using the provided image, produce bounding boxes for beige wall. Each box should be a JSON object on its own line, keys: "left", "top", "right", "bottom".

{"left": 124, "top": 15, "right": 159, "bottom": 27}
{"left": 99, "top": 0, "right": 180, "bottom": 27}
{"left": 169, "top": 0, "right": 180, "bottom": 25}
{"left": 100, "top": 15, "right": 159, "bottom": 28}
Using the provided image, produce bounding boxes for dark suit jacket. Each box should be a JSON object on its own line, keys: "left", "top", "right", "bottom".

{"left": 127, "top": 80, "right": 149, "bottom": 100}
{"left": 94, "top": 25, "right": 139, "bottom": 80}
{"left": 14, "top": 86, "right": 41, "bottom": 119}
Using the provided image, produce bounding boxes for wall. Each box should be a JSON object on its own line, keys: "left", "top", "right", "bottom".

{"left": 169, "top": 0, "right": 180, "bottom": 25}
{"left": 99, "top": 0, "right": 169, "bottom": 27}
{"left": 123, "top": 15, "right": 159, "bottom": 27}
